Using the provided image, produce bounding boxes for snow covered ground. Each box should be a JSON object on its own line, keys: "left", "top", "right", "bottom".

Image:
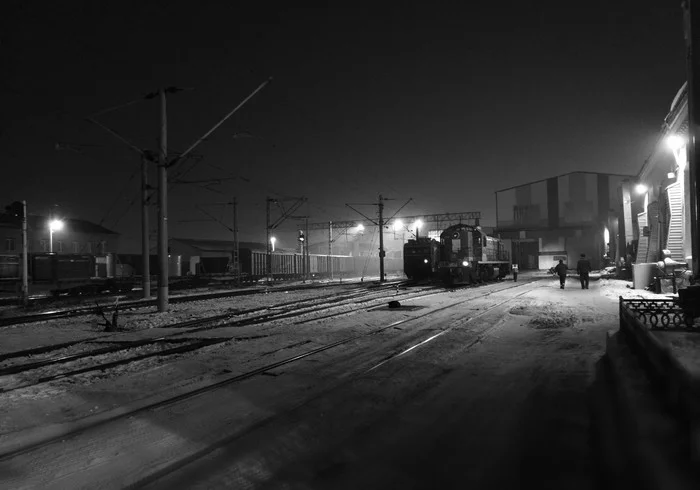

{"left": 0, "top": 273, "right": 692, "bottom": 489}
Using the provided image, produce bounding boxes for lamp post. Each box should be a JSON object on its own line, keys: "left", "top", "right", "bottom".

{"left": 270, "top": 236, "right": 276, "bottom": 252}
{"left": 49, "top": 219, "right": 63, "bottom": 253}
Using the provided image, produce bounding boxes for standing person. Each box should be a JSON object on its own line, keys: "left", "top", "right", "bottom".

{"left": 512, "top": 263, "right": 519, "bottom": 282}
{"left": 577, "top": 253, "right": 592, "bottom": 289}
{"left": 554, "top": 259, "right": 567, "bottom": 289}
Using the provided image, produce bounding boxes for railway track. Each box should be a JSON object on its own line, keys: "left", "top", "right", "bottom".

{"left": 0, "top": 279, "right": 409, "bottom": 328}
{"left": 0, "top": 278, "right": 539, "bottom": 470}
{"left": 0, "top": 282, "right": 441, "bottom": 393}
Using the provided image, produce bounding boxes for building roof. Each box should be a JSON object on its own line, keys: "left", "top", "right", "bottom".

{"left": 0, "top": 214, "right": 119, "bottom": 235}
{"left": 495, "top": 171, "right": 635, "bottom": 193}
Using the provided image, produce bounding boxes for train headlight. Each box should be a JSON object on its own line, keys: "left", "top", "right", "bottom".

{"left": 462, "top": 260, "right": 469, "bottom": 267}
{"left": 423, "top": 259, "right": 429, "bottom": 264}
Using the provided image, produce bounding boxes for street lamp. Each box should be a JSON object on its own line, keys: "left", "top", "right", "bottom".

{"left": 393, "top": 219, "right": 403, "bottom": 232}
{"left": 49, "top": 219, "right": 64, "bottom": 253}
{"left": 270, "top": 236, "right": 276, "bottom": 252}
{"left": 635, "top": 183, "right": 648, "bottom": 194}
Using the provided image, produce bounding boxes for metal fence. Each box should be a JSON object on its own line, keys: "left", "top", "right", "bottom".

{"left": 619, "top": 297, "right": 699, "bottom": 332}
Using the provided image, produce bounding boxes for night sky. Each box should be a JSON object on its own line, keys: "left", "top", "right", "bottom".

{"left": 0, "top": 1, "right": 687, "bottom": 251}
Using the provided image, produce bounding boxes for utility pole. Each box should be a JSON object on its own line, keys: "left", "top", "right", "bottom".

{"left": 21, "top": 200, "right": 28, "bottom": 306}
{"left": 686, "top": 0, "right": 700, "bottom": 280}
{"left": 233, "top": 196, "right": 240, "bottom": 286}
{"left": 378, "top": 195, "right": 385, "bottom": 282}
{"left": 266, "top": 197, "right": 272, "bottom": 283}
{"left": 157, "top": 88, "right": 169, "bottom": 312}
{"left": 328, "top": 221, "right": 333, "bottom": 280}
{"left": 141, "top": 153, "right": 151, "bottom": 298}
{"left": 305, "top": 216, "right": 310, "bottom": 281}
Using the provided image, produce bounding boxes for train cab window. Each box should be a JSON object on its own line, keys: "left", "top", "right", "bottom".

{"left": 72, "top": 241, "right": 79, "bottom": 253}
{"left": 5, "top": 238, "right": 15, "bottom": 252}
{"left": 57, "top": 241, "right": 64, "bottom": 253}
{"left": 40, "top": 239, "right": 49, "bottom": 252}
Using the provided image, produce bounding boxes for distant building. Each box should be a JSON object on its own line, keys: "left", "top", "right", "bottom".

{"left": 168, "top": 237, "right": 267, "bottom": 275}
{"left": 495, "top": 171, "right": 633, "bottom": 270}
{"left": 0, "top": 213, "right": 119, "bottom": 255}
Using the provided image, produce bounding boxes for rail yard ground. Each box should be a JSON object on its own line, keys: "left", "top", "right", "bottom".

{"left": 0, "top": 272, "right": 687, "bottom": 489}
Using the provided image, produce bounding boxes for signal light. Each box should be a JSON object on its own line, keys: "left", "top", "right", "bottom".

{"left": 298, "top": 230, "right": 305, "bottom": 242}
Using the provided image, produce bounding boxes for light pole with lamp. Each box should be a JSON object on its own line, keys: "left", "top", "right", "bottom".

{"left": 49, "top": 219, "right": 64, "bottom": 253}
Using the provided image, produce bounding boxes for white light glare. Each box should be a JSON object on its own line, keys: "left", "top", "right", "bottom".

{"left": 666, "top": 134, "right": 685, "bottom": 152}
{"left": 393, "top": 220, "right": 403, "bottom": 232}
{"left": 423, "top": 259, "right": 429, "bottom": 264}
{"left": 667, "top": 172, "right": 675, "bottom": 179}
{"left": 462, "top": 260, "right": 469, "bottom": 267}
{"left": 49, "top": 219, "right": 64, "bottom": 232}
{"left": 414, "top": 219, "right": 423, "bottom": 230}
{"left": 635, "top": 183, "right": 648, "bottom": 194}
{"left": 356, "top": 224, "right": 364, "bottom": 232}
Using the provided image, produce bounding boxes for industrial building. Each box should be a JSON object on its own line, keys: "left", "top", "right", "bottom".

{"left": 495, "top": 171, "right": 633, "bottom": 270}
{"left": 0, "top": 213, "right": 118, "bottom": 255}
{"left": 630, "top": 82, "right": 694, "bottom": 273}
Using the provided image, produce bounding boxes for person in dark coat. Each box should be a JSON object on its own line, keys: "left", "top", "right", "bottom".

{"left": 554, "top": 259, "right": 567, "bottom": 289}
{"left": 577, "top": 253, "right": 592, "bottom": 289}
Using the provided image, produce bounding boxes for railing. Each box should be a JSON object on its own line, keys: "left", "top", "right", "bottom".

{"left": 620, "top": 297, "right": 699, "bottom": 331}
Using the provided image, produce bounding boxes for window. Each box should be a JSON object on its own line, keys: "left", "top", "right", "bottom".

{"left": 72, "top": 241, "right": 79, "bottom": 253}
{"left": 5, "top": 238, "right": 15, "bottom": 252}
{"left": 57, "top": 241, "right": 64, "bottom": 253}
{"left": 40, "top": 239, "right": 49, "bottom": 252}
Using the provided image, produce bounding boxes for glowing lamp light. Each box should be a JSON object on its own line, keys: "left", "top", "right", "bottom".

{"left": 270, "top": 236, "right": 277, "bottom": 252}
{"left": 49, "top": 219, "right": 64, "bottom": 232}
{"left": 667, "top": 172, "right": 676, "bottom": 179}
{"left": 462, "top": 260, "right": 469, "bottom": 267}
{"left": 423, "top": 259, "right": 429, "bottom": 264}
{"left": 48, "top": 219, "right": 64, "bottom": 253}
{"left": 666, "top": 134, "right": 685, "bottom": 152}
{"left": 393, "top": 219, "right": 403, "bottom": 232}
{"left": 356, "top": 224, "right": 364, "bottom": 232}
{"left": 414, "top": 219, "right": 423, "bottom": 230}
{"left": 635, "top": 183, "right": 648, "bottom": 194}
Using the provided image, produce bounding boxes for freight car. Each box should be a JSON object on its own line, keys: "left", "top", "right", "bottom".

{"left": 403, "top": 237, "right": 440, "bottom": 280}
{"left": 32, "top": 253, "right": 135, "bottom": 296}
{"left": 438, "top": 224, "right": 510, "bottom": 286}
{"left": 238, "top": 249, "right": 402, "bottom": 282}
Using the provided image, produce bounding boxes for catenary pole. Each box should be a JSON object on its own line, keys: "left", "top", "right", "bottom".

{"left": 157, "top": 89, "right": 169, "bottom": 311}
{"left": 379, "top": 195, "right": 385, "bottom": 282}
{"left": 328, "top": 221, "right": 333, "bottom": 280}
{"left": 141, "top": 154, "right": 151, "bottom": 298}
{"left": 233, "top": 196, "right": 240, "bottom": 286}
{"left": 21, "top": 200, "right": 28, "bottom": 306}
{"left": 687, "top": 0, "right": 700, "bottom": 279}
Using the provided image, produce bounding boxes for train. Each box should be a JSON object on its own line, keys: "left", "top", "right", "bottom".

{"left": 0, "top": 249, "right": 405, "bottom": 296}
{"left": 438, "top": 224, "right": 511, "bottom": 286}
{"left": 0, "top": 253, "right": 135, "bottom": 296}
{"left": 403, "top": 237, "right": 441, "bottom": 280}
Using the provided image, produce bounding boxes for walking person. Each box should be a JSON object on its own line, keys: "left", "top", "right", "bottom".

{"left": 554, "top": 259, "right": 567, "bottom": 289}
{"left": 577, "top": 253, "right": 592, "bottom": 289}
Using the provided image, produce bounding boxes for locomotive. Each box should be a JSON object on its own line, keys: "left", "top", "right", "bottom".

{"left": 438, "top": 224, "right": 510, "bottom": 286}
{"left": 403, "top": 237, "right": 441, "bottom": 280}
